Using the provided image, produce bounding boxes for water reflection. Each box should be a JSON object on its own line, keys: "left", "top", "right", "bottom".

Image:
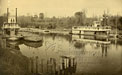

{"left": 71, "top": 35, "right": 111, "bottom": 44}
{"left": 7, "top": 41, "right": 22, "bottom": 50}
{"left": 40, "top": 33, "right": 72, "bottom": 43}
{"left": 0, "top": 38, "right": 7, "bottom": 49}
{"left": 0, "top": 34, "right": 122, "bottom": 75}
{"left": 29, "top": 55, "right": 77, "bottom": 75}
{"left": 72, "top": 35, "right": 110, "bottom": 58}
{"left": 0, "top": 37, "right": 30, "bottom": 75}
{"left": 101, "top": 44, "right": 108, "bottom": 57}
{"left": 74, "top": 42, "right": 85, "bottom": 49}
{"left": 0, "top": 38, "right": 22, "bottom": 50}
{"left": 59, "top": 56, "right": 77, "bottom": 75}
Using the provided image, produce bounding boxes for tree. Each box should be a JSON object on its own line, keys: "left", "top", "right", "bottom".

{"left": 0, "top": 14, "right": 7, "bottom": 28}
{"left": 119, "top": 17, "right": 122, "bottom": 25}
{"left": 39, "top": 13, "right": 44, "bottom": 20}
{"left": 17, "top": 16, "right": 32, "bottom": 27}
{"left": 118, "top": 17, "right": 122, "bottom": 30}
{"left": 74, "top": 11, "right": 86, "bottom": 25}
{"left": 34, "top": 15, "right": 38, "bottom": 19}
{"left": 0, "top": 16, "right": 4, "bottom": 28}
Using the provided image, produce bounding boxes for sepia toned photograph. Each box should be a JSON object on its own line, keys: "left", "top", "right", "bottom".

{"left": 0, "top": 0, "right": 122, "bottom": 75}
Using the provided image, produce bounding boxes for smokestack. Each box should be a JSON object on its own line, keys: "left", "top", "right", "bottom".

{"left": 7, "top": 8, "right": 9, "bottom": 23}
{"left": 16, "top": 8, "right": 17, "bottom": 23}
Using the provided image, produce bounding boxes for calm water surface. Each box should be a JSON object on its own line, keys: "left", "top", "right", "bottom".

{"left": 0, "top": 33, "right": 122, "bottom": 75}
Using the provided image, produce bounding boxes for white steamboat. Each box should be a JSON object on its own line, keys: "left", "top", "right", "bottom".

{"left": 71, "top": 21, "right": 111, "bottom": 36}
{"left": 2, "top": 8, "right": 22, "bottom": 41}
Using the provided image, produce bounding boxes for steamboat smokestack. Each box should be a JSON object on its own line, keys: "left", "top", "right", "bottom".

{"left": 16, "top": 8, "right": 17, "bottom": 23}
{"left": 7, "top": 8, "right": 9, "bottom": 23}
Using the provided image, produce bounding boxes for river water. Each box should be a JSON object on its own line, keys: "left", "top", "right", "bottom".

{"left": 0, "top": 33, "right": 122, "bottom": 75}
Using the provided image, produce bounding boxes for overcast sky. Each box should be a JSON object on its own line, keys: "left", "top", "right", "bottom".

{"left": 0, "top": 0, "right": 122, "bottom": 17}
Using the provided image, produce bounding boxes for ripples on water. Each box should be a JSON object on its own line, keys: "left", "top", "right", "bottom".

{"left": 0, "top": 33, "right": 122, "bottom": 75}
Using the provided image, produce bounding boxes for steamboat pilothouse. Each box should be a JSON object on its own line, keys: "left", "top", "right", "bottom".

{"left": 2, "top": 8, "right": 22, "bottom": 41}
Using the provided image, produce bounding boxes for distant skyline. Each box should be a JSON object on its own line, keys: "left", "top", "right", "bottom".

{"left": 0, "top": 0, "right": 122, "bottom": 17}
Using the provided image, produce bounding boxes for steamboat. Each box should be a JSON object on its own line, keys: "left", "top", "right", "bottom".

{"left": 2, "top": 8, "right": 22, "bottom": 41}
{"left": 71, "top": 14, "right": 111, "bottom": 37}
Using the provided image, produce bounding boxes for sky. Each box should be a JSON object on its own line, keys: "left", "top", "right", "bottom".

{"left": 0, "top": 0, "right": 122, "bottom": 17}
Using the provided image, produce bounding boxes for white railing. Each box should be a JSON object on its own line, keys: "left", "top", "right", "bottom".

{"left": 3, "top": 24, "right": 20, "bottom": 29}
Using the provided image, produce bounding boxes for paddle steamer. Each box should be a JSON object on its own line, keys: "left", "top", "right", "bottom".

{"left": 2, "top": 8, "right": 22, "bottom": 41}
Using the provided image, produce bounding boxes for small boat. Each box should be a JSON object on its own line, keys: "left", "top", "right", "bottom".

{"left": 8, "top": 35, "right": 23, "bottom": 41}
{"left": 24, "top": 35, "right": 43, "bottom": 42}
{"left": 8, "top": 40, "right": 22, "bottom": 45}
{"left": 8, "top": 37, "right": 19, "bottom": 41}
{"left": 23, "top": 40, "right": 43, "bottom": 48}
